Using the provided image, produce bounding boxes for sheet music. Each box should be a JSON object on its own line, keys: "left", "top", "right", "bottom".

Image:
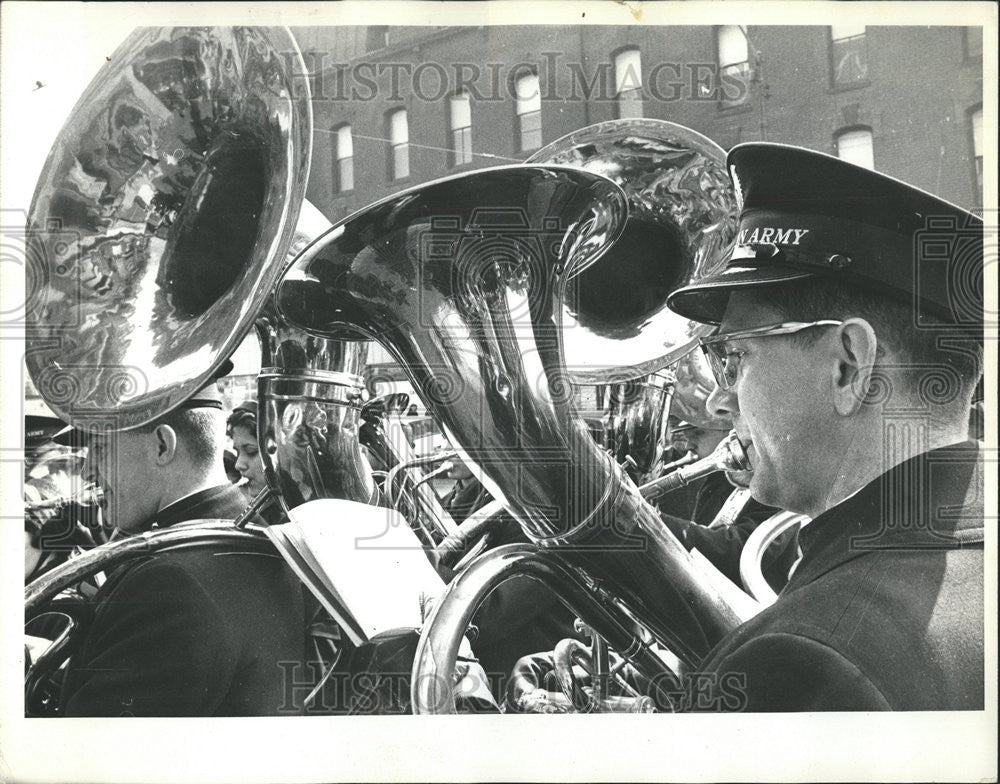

{"left": 266, "top": 499, "right": 446, "bottom": 644}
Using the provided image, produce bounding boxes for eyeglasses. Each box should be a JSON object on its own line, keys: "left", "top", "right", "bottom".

{"left": 699, "top": 320, "right": 844, "bottom": 390}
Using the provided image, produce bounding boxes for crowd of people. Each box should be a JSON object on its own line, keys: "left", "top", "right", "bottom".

{"left": 23, "top": 139, "right": 985, "bottom": 717}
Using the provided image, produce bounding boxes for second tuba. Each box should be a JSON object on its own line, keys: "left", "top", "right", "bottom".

{"left": 527, "top": 120, "right": 737, "bottom": 483}
{"left": 274, "top": 141, "right": 748, "bottom": 712}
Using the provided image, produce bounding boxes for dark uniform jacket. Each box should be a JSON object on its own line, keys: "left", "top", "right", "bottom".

{"left": 441, "top": 477, "right": 491, "bottom": 524}
{"left": 697, "top": 442, "right": 984, "bottom": 711}
{"left": 659, "top": 471, "right": 800, "bottom": 592}
{"left": 61, "top": 484, "right": 305, "bottom": 717}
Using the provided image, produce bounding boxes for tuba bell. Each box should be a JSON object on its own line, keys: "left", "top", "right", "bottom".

{"left": 527, "top": 119, "right": 736, "bottom": 483}
{"left": 25, "top": 27, "right": 311, "bottom": 431}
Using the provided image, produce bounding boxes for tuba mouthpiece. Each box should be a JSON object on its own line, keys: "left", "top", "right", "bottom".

{"left": 638, "top": 431, "right": 751, "bottom": 502}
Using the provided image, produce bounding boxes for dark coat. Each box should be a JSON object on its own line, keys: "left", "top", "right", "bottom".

{"left": 61, "top": 484, "right": 305, "bottom": 717}
{"left": 441, "top": 477, "right": 491, "bottom": 524}
{"left": 696, "top": 442, "right": 984, "bottom": 711}
{"left": 469, "top": 515, "right": 583, "bottom": 681}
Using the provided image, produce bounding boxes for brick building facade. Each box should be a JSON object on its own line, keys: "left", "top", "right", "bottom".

{"left": 293, "top": 25, "right": 984, "bottom": 221}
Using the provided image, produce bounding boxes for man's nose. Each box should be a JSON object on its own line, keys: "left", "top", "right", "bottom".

{"left": 234, "top": 454, "right": 250, "bottom": 472}
{"left": 706, "top": 383, "right": 738, "bottom": 422}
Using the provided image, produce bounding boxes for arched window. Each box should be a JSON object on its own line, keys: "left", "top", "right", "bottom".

{"left": 334, "top": 124, "right": 353, "bottom": 193}
{"left": 830, "top": 25, "right": 868, "bottom": 87}
{"left": 388, "top": 108, "right": 409, "bottom": 180}
{"left": 614, "top": 48, "right": 643, "bottom": 119}
{"left": 450, "top": 91, "right": 472, "bottom": 166}
{"left": 515, "top": 72, "right": 542, "bottom": 152}
{"left": 717, "top": 26, "right": 750, "bottom": 107}
{"left": 835, "top": 128, "right": 874, "bottom": 170}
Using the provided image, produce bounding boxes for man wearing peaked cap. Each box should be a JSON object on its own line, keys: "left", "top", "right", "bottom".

{"left": 55, "top": 359, "right": 306, "bottom": 716}
{"left": 25, "top": 414, "right": 69, "bottom": 451}
{"left": 666, "top": 143, "right": 985, "bottom": 711}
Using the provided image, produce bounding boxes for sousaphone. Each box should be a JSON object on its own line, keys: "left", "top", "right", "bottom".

{"left": 22, "top": 26, "right": 318, "bottom": 715}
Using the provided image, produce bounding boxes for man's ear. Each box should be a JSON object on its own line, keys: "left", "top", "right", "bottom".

{"left": 831, "top": 317, "right": 879, "bottom": 416}
{"left": 151, "top": 424, "right": 179, "bottom": 465}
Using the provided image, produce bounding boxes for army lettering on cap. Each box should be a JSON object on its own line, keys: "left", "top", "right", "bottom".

{"left": 668, "top": 142, "right": 984, "bottom": 330}
{"left": 25, "top": 415, "right": 68, "bottom": 450}
{"left": 736, "top": 228, "right": 811, "bottom": 246}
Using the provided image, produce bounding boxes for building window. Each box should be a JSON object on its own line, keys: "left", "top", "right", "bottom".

{"left": 964, "top": 27, "right": 983, "bottom": 60}
{"left": 450, "top": 91, "right": 473, "bottom": 166}
{"left": 830, "top": 25, "right": 868, "bottom": 88}
{"left": 366, "top": 26, "right": 388, "bottom": 53}
{"left": 717, "top": 26, "right": 751, "bottom": 107}
{"left": 515, "top": 72, "right": 542, "bottom": 152}
{"left": 970, "top": 106, "right": 982, "bottom": 202}
{"left": 836, "top": 128, "right": 874, "bottom": 170}
{"left": 614, "top": 48, "right": 643, "bottom": 119}
{"left": 334, "top": 124, "right": 353, "bottom": 193}
{"left": 388, "top": 109, "right": 409, "bottom": 180}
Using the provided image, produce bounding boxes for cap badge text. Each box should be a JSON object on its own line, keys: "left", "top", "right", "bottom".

{"left": 737, "top": 227, "right": 810, "bottom": 246}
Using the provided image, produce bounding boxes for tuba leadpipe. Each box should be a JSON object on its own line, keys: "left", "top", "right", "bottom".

{"left": 638, "top": 430, "right": 751, "bottom": 502}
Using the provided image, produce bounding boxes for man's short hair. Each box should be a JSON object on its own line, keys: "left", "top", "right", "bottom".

{"left": 750, "top": 280, "right": 983, "bottom": 412}
{"left": 139, "top": 407, "right": 222, "bottom": 470}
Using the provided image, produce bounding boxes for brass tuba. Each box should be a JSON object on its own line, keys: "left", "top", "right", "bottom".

{"left": 272, "top": 127, "right": 750, "bottom": 712}
{"left": 20, "top": 26, "right": 378, "bottom": 713}
{"left": 22, "top": 25, "right": 452, "bottom": 532}
{"left": 527, "top": 120, "right": 736, "bottom": 483}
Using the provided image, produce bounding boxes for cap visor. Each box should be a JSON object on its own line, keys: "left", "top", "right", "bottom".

{"left": 51, "top": 425, "right": 98, "bottom": 447}
{"left": 668, "top": 265, "right": 815, "bottom": 324}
